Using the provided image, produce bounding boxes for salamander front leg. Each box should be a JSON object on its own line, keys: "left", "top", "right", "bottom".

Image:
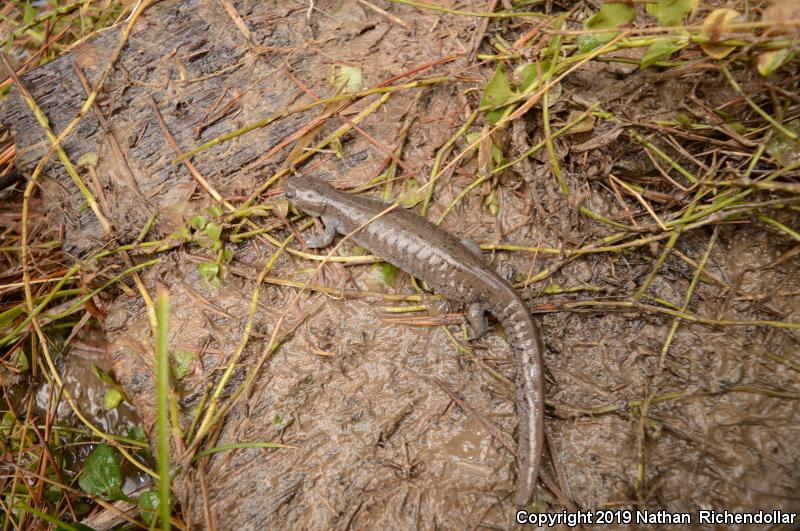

{"left": 461, "top": 238, "right": 484, "bottom": 259}
{"left": 467, "top": 303, "right": 491, "bottom": 339}
{"left": 305, "top": 215, "right": 340, "bottom": 248}
{"left": 497, "top": 263, "right": 516, "bottom": 282}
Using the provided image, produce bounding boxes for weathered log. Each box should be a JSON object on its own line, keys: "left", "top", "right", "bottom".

{"left": 4, "top": 0, "right": 351, "bottom": 258}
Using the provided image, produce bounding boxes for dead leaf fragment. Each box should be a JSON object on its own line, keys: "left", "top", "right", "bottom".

{"left": 699, "top": 8, "right": 741, "bottom": 59}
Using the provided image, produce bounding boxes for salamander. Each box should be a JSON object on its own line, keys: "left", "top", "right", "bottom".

{"left": 284, "top": 173, "right": 544, "bottom": 506}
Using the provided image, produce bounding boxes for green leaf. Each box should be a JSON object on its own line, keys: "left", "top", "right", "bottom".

{"left": 481, "top": 64, "right": 515, "bottom": 106}
{"left": 0, "top": 304, "right": 23, "bottom": 331}
{"left": 399, "top": 178, "right": 425, "bottom": 208}
{"left": 583, "top": 3, "right": 636, "bottom": 43}
{"left": 12, "top": 350, "right": 29, "bottom": 372}
{"left": 196, "top": 235, "right": 214, "bottom": 249}
{"left": 103, "top": 388, "right": 124, "bottom": 410}
{"left": 128, "top": 425, "right": 148, "bottom": 443}
{"left": 514, "top": 61, "right": 551, "bottom": 93}
{"left": 545, "top": 13, "right": 568, "bottom": 59}
{"left": 331, "top": 138, "right": 344, "bottom": 158}
{"left": 76, "top": 153, "right": 98, "bottom": 167}
{"left": 207, "top": 204, "right": 223, "bottom": 218}
{"left": 640, "top": 38, "right": 688, "bottom": 69}
{"left": 484, "top": 188, "right": 499, "bottom": 216}
{"left": 203, "top": 221, "right": 222, "bottom": 241}
{"left": 189, "top": 215, "right": 207, "bottom": 230}
{"left": 73, "top": 501, "right": 92, "bottom": 516}
{"left": 336, "top": 66, "right": 364, "bottom": 92}
{"left": 765, "top": 119, "right": 800, "bottom": 166}
{"left": 198, "top": 262, "right": 219, "bottom": 283}
{"left": 138, "top": 490, "right": 160, "bottom": 527}
{"left": 755, "top": 48, "right": 791, "bottom": 77}
{"left": 43, "top": 486, "right": 63, "bottom": 502}
{"left": 374, "top": 262, "right": 398, "bottom": 285}
{"left": 91, "top": 364, "right": 118, "bottom": 386}
{"left": 486, "top": 107, "right": 510, "bottom": 124}
{"left": 171, "top": 348, "right": 194, "bottom": 379}
{"left": 645, "top": 0, "right": 697, "bottom": 26}
{"left": 23, "top": 1, "right": 35, "bottom": 26}
{"left": 78, "top": 445, "right": 122, "bottom": 500}
{"left": 273, "top": 414, "right": 294, "bottom": 431}
{"left": 543, "top": 281, "right": 562, "bottom": 294}
{"left": 491, "top": 142, "right": 503, "bottom": 166}
{"left": 168, "top": 225, "right": 191, "bottom": 241}
{"left": 465, "top": 131, "right": 482, "bottom": 154}
{"left": 0, "top": 411, "right": 15, "bottom": 437}
{"left": 576, "top": 33, "right": 602, "bottom": 53}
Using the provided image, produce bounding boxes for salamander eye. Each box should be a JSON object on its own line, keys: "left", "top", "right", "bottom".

{"left": 284, "top": 188, "right": 294, "bottom": 199}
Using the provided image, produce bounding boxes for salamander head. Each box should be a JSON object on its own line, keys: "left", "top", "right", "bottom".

{"left": 284, "top": 174, "right": 330, "bottom": 217}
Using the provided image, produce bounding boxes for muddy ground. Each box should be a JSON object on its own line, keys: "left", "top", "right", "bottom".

{"left": 2, "top": 0, "right": 798, "bottom": 529}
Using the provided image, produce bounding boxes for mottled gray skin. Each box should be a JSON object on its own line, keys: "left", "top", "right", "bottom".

{"left": 285, "top": 174, "right": 544, "bottom": 506}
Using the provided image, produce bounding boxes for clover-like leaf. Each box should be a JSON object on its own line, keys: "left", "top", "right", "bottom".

{"left": 203, "top": 221, "right": 222, "bottom": 242}
{"left": 374, "top": 262, "right": 398, "bottom": 285}
{"left": 399, "top": 178, "right": 425, "bottom": 208}
{"left": 646, "top": 0, "right": 697, "bottom": 26}
{"left": 481, "top": 64, "right": 515, "bottom": 107}
{"left": 337, "top": 66, "right": 364, "bottom": 92}
{"left": 78, "top": 445, "right": 123, "bottom": 500}
{"left": 198, "top": 262, "right": 220, "bottom": 285}
{"left": 138, "top": 490, "right": 161, "bottom": 527}
{"left": 583, "top": 3, "right": 636, "bottom": 45}
{"left": 189, "top": 215, "right": 207, "bottom": 230}
{"left": 481, "top": 64, "right": 516, "bottom": 124}
{"left": 103, "top": 388, "right": 124, "bottom": 410}
{"left": 699, "top": 8, "right": 740, "bottom": 59}
{"left": 171, "top": 348, "right": 195, "bottom": 380}
{"left": 577, "top": 34, "right": 603, "bottom": 54}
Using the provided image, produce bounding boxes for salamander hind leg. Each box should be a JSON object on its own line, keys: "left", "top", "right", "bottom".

{"left": 304, "top": 215, "right": 340, "bottom": 248}
{"left": 467, "top": 302, "right": 491, "bottom": 339}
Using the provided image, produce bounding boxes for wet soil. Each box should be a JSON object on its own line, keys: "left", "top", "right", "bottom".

{"left": 35, "top": 331, "right": 150, "bottom": 495}
{"left": 2, "top": 0, "right": 798, "bottom": 529}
